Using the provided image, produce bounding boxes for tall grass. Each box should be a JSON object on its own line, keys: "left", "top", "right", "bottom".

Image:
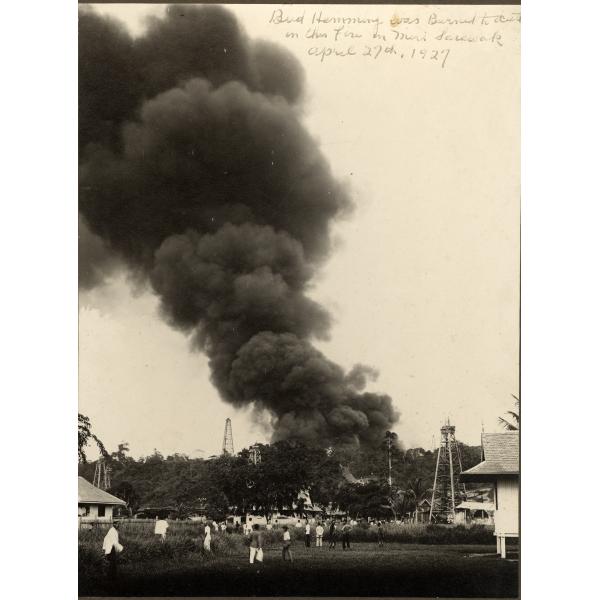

{"left": 79, "top": 520, "right": 494, "bottom": 570}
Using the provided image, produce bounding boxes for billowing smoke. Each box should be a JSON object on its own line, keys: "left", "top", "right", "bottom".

{"left": 79, "top": 4, "right": 399, "bottom": 447}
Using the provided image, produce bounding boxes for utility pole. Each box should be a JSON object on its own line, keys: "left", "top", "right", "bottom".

{"left": 385, "top": 430, "right": 395, "bottom": 487}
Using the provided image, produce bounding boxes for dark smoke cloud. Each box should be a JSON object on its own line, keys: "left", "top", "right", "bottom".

{"left": 79, "top": 4, "right": 399, "bottom": 447}
{"left": 79, "top": 215, "right": 119, "bottom": 290}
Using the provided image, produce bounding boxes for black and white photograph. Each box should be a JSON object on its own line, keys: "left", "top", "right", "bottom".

{"left": 77, "top": 2, "right": 520, "bottom": 597}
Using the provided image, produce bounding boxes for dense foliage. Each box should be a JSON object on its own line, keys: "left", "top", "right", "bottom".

{"left": 78, "top": 439, "right": 482, "bottom": 519}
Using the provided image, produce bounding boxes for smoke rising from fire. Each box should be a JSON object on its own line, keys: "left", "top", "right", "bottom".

{"left": 79, "top": 4, "right": 399, "bottom": 447}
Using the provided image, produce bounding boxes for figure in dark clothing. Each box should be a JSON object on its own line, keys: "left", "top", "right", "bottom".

{"left": 328, "top": 521, "right": 337, "bottom": 549}
{"left": 342, "top": 521, "right": 351, "bottom": 550}
{"left": 304, "top": 521, "right": 311, "bottom": 547}
{"left": 377, "top": 521, "right": 384, "bottom": 547}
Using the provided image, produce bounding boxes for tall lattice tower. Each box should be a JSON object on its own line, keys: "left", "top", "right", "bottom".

{"left": 222, "top": 418, "right": 234, "bottom": 455}
{"left": 429, "top": 421, "right": 466, "bottom": 523}
{"left": 93, "top": 456, "right": 111, "bottom": 490}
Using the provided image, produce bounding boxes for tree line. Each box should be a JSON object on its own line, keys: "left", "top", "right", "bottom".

{"left": 78, "top": 416, "right": 482, "bottom": 521}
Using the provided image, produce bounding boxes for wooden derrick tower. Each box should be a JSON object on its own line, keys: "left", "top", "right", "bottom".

{"left": 93, "top": 456, "right": 111, "bottom": 490}
{"left": 429, "top": 421, "right": 466, "bottom": 523}
{"left": 222, "top": 418, "right": 234, "bottom": 455}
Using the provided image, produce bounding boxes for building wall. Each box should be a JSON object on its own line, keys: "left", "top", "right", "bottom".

{"left": 78, "top": 503, "right": 114, "bottom": 523}
{"left": 494, "top": 477, "right": 519, "bottom": 536}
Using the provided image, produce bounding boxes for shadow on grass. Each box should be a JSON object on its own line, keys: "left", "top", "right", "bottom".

{"left": 80, "top": 543, "right": 519, "bottom": 598}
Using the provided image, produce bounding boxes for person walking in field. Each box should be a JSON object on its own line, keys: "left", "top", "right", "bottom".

{"left": 154, "top": 517, "right": 169, "bottom": 542}
{"left": 304, "top": 520, "right": 311, "bottom": 547}
{"left": 315, "top": 522, "right": 324, "bottom": 547}
{"left": 328, "top": 520, "right": 337, "bottom": 549}
{"left": 342, "top": 520, "right": 351, "bottom": 550}
{"left": 377, "top": 521, "right": 384, "bottom": 547}
{"left": 102, "top": 521, "right": 123, "bottom": 579}
{"left": 282, "top": 525, "right": 293, "bottom": 563}
{"left": 249, "top": 523, "right": 264, "bottom": 566}
{"left": 203, "top": 521, "right": 212, "bottom": 552}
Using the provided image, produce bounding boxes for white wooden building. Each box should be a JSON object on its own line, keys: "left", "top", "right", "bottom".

{"left": 460, "top": 432, "right": 519, "bottom": 558}
{"left": 78, "top": 476, "right": 126, "bottom": 524}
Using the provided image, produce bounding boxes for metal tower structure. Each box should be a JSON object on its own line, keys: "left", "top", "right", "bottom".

{"left": 222, "top": 418, "right": 234, "bottom": 455}
{"left": 248, "top": 444, "right": 261, "bottom": 465}
{"left": 93, "top": 456, "right": 111, "bottom": 490}
{"left": 429, "top": 421, "right": 466, "bottom": 523}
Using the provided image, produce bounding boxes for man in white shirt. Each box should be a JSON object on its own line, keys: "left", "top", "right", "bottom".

{"left": 304, "top": 521, "right": 311, "bottom": 547}
{"left": 282, "top": 525, "right": 293, "bottom": 562}
{"left": 154, "top": 517, "right": 169, "bottom": 542}
{"left": 204, "top": 521, "right": 212, "bottom": 551}
{"left": 102, "top": 522, "right": 123, "bottom": 577}
{"left": 315, "top": 522, "right": 324, "bottom": 547}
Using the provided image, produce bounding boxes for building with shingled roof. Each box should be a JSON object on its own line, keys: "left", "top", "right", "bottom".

{"left": 78, "top": 476, "right": 126, "bottom": 524}
{"left": 460, "top": 431, "right": 519, "bottom": 558}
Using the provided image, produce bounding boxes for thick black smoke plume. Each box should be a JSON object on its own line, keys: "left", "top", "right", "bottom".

{"left": 79, "top": 4, "right": 399, "bottom": 447}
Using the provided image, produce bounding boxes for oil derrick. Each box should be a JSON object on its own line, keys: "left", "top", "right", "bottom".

{"left": 93, "top": 456, "right": 111, "bottom": 490}
{"left": 429, "top": 420, "right": 466, "bottom": 523}
{"left": 248, "top": 444, "right": 261, "bottom": 465}
{"left": 222, "top": 418, "right": 234, "bottom": 455}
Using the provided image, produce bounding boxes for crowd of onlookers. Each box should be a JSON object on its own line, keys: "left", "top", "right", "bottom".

{"left": 101, "top": 516, "right": 388, "bottom": 577}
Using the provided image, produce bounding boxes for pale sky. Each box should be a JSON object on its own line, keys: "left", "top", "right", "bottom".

{"left": 79, "top": 4, "right": 520, "bottom": 460}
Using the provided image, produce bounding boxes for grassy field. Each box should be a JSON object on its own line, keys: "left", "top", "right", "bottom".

{"left": 79, "top": 536, "right": 518, "bottom": 597}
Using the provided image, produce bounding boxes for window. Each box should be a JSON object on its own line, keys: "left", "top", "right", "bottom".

{"left": 98, "top": 504, "right": 106, "bottom": 517}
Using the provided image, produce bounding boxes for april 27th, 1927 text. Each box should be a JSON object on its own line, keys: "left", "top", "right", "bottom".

{"left": 267, "top": 6, "right": 520, "bottom": 67}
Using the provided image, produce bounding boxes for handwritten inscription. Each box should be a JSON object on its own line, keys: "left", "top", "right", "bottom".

{"left": 268, "top": 7, "right": 520, "bottom": 67}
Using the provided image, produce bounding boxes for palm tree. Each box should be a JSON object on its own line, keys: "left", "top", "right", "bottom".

{"left": 404, "top": 478, "right": 432, "bottom": 522}
{"left": 78, "top": 413, "right": 108, "bottom": 463}
{"left": 498, "top": 395, "right": 520, "bottom": 431}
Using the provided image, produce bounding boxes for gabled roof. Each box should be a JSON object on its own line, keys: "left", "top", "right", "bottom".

{"left": 461, "top": 432, "right": 519, "bottom": 481}
{"left": 78, "top": 476, "right": 126, "bottom": 506}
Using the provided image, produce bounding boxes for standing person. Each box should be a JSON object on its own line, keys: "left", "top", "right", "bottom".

{"left": 203, "top": 520, "right": 212, "bottom": 552}
{"left": 154, "top": 517, "right": 168, "bottom": 542}
{"left": 342, "top": 521, "right": 351, "bottom": 550}
{"left": 295, "top": 519, "right": 303, "bottom": 529}
{"left": 304, "top": 520, "right": 311, "bottom": 547}
{"left": 102, "top": 522, "right": 123, "bottom": 579}
{"left": 315, "top": 522, "right": 324, "bottom": 547}
{"left": 249, "top": 523, "right": 264, "bottom": 565}
{"left": 282, "top": 525, "right": 293, "bottom": 563}
{"left": 377, "top": 521, "right": 384, "bottom": 547}
{"left": 328, "top": 520, "right": 337, "bottom": 549}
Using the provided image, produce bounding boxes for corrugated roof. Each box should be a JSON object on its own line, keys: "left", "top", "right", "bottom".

{"left": 78, "top": 476, "right": 126, "bottom": 505}
{"left": 461, "top": 432, "right": 519, "bottom": 479}
{"left": 456, "top": 501, "right": 495, "bottom": 512}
